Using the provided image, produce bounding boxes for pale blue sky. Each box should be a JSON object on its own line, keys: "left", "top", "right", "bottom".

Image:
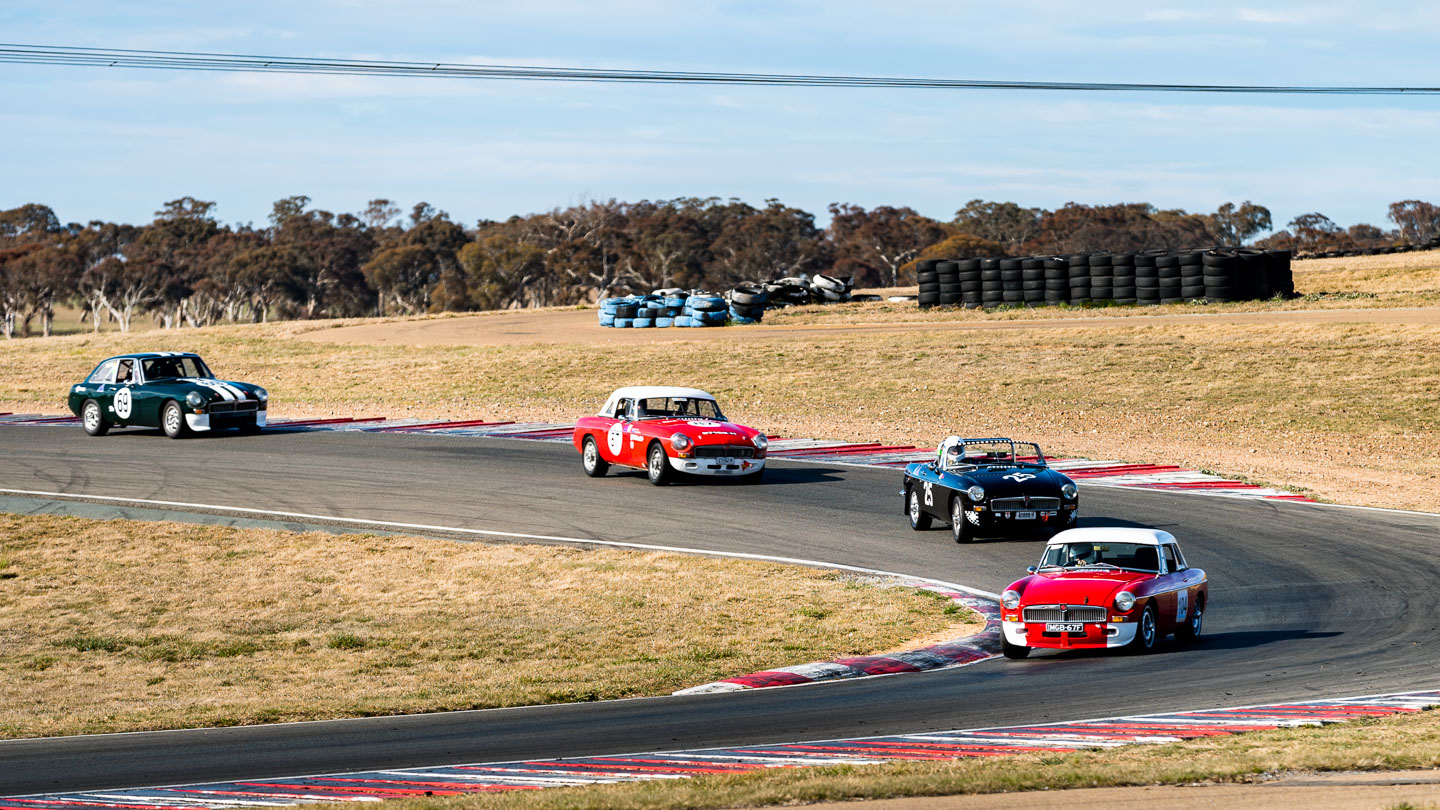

{"left": 3, "top": 1, "right": 1438, "bottom": 233}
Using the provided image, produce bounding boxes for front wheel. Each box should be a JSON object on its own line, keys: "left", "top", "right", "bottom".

{"left": 646, "top": 442, "right": 672, "bottom": 486}
{"left": 581, "top": 436, "right": 609, "bottom": 477}
{"left": 82, "top": 400, "right": 110, "bottom": 436}
{"left": 1128, "top": 604, "right": 1159, "bottom": 653}
{"left": 162, "top": 401, "right": 189, "bottom": 439}
{"left": 1001, "top": 637, "right": 1031, "bottom": 659}
{"left": 951, "top": 497, "right": 974, "bottom": 543}
{"left": 907, "top": 488, "right": 932, "bottom": 530}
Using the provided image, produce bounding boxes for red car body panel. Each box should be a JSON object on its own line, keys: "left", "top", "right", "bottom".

{"left": 1001, "top": 528, "right": 1208, "bottom": 652}
{"left": 573, "top": 386, "right": 767, "bottom": 477}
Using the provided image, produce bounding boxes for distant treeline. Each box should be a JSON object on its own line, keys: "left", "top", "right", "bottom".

{"left": 1, "top": 195, "right": 1436, "bottom": 337}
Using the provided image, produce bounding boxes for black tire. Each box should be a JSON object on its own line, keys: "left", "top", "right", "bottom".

{"left": 582, "top": 436, "right": 609, "bottom": 477}
{"left": 1128, "top": 604, "right": 1159, "bottom": 653}
{"left": 1175, "top": 597, "right": 1203, "bottom": 642}
{"left": 646, "top": 441, "right": 672, "bottom": 486}
{"left": 162, "top": 400, "right": 189, "bottom": 440}
{"left": 918, "top": 282, "right": 941, "bottom": 293}
{"left": 939, "top": 283, "right": 963, "bottom": 294}
{"left": 614, "top": 303, "right": 639, "bottom": 319}
{"left": 907, "top": 487, "right": 933, "bottom": 531}
{"left": 81, "top": 399, "right": 110, "bottom": 437}
{"left": 730, "top": 286, "right": 769, "bottom": 306}
{"left": 1180, "top": 284, "right": 1208, "bottom": 298}
{"left": 950, "top": 496, "right": 973, "bottom": 543}
{"left": 1001, "top": 637, "right": 1031, "bottom": 659}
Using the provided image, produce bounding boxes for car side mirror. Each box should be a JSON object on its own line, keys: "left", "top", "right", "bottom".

{"left": 1027, "top": 565, "right": 1037, "bottom": 574}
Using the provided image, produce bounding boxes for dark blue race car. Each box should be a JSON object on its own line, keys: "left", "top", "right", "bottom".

{"left": 902, "top": 437, "right": 1078, "bottom": 543}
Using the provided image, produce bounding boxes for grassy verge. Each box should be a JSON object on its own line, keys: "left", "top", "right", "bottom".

{"left": 0, "top": 513, "right": 974, "bottom": 739}
{"left": 356, "top": 707, "right": 1440, "bottom": 810}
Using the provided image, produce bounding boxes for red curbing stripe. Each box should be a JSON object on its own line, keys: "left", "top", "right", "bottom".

{"left": 830, "top": 655, "right": 923, "bottom": 675}
{"left": 368, "top": 419, "right": 516, "bottom": 432}
{"left": 1063, "top": 464, "right": 1188, "bottom": 478}
{"left": 270, "top": 416, "right": 388, "bottom": 427}
{"left": 768, "top": 443, "right": 887, "bottom": 456}
{"left": 721, "top": 670, "right": 815, "bottom": 687}
{"left": 1135, "top": 481, "right": 1256, "bottom": 489}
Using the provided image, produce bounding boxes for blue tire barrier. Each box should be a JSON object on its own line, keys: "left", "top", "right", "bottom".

{"left": 664, "top": 296, "right": 688, "bottom": 308}
{"left": 633, "top": 318, "right": 654, "bottom": 328}
{"left": 730, "top": 315, "right": 760, "bottom": 325}
{"left": 599, "top": 315, "right": 616, "bottom": 327}
{"left": 613, "top": 318, "right": 633, "bottom": 328}
{"left": 655, "top": 317, "right": 675, "bottom": 327}
{"left": 674, "top": 315, "right": 693, "bottom": 327}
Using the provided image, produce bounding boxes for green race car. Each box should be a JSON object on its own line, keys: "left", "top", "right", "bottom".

{"left": 68, "top": 352, "right": 268, "bottom": 439}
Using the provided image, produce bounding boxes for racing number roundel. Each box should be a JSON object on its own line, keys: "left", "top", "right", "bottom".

{"left": 606, "top": 422, "right": 624, "bottom": 456}
{"left": 113, "top": 387, "right": 133, "bottom": 420}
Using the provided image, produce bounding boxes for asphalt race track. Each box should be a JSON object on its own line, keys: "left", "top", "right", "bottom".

{"left": 2, "top": 427, "right": 1438, "bottom": 795}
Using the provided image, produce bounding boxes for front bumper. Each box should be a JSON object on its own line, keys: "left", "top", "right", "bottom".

{"left": 186, "top": 410, "right": 266, "bottom": 432}
{"left": 669, "top": 455, "right": 765, "bottom": 476}
{"left": 1002, "top": 619, "right": 1135, "bottom": 650}
{"left": 965, "top": 504, "right": 1077, "bottom": 536}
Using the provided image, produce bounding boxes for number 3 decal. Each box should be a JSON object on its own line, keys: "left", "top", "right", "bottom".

{"left": 923, "top": 480, "right": 934, "bottom": 507}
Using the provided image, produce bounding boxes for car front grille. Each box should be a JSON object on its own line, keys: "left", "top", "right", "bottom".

{"left": 694, "top": 445, "right": 755, "bottom": 459}
{"left": 991, "top": 496, "right": 1061, "bottom": 511}
{"left": 209, "top": 401, "right": 258, "bottom": 414}
{"left": 1023, "top": 605, "right": 1108, "bottom": 623}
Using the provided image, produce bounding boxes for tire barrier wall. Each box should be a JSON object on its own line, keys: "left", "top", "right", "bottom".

{"left": 14, "top": 691, "right": 1439, "bottom": 808}
{"left": 599, "top": 274, "right": 862, "bottom": 328}
{"left": 1303, "top": 235, "right": 1440, "bottom": 259}
{"left": 916, "top": 248, "right": 1294, "bottom": 309}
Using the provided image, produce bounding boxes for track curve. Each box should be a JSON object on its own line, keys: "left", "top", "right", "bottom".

{"left": 2, "top": 427, "right": 1438, "bottom": 795}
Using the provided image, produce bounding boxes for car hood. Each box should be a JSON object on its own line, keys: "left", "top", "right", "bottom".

{"left": 151, "top": 378, "right": 262, "bottom": 402}
{"left": 965, "top": 467, "right": 1070, "bottom": 497}
{"left": 1013, "top": 570, "right": 1155, "bottom": 605}
{"left": 644, "top": 419, "right": 760, "bottom": 444}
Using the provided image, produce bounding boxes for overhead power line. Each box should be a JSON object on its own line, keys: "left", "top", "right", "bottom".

{"left": 2, "top": 43, "right": 1438, "bottom": 95}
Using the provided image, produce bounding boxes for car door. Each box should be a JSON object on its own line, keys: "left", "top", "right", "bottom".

{"left": 910, "top": 464, "right": 947, "bottom": 521}
{"left": 109, "top": 358, "right": 143, "bottom": 425}
{"left": 619, "top": 400, "right": 651, "bottom": 467}
{"left": 1165, "top": 543, "right": 1204, "bottom": 623}
{"left": 1156, "top": 544, "right": 1190, "bottom": 632}
{"left": 128, "top": 360, "right": 167, "bottom": 427}
{"left": 597, "top": 398, "right": 629, "bottom": 464}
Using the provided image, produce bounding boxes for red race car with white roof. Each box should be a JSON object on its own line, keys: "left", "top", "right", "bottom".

{"left": 999, "top": 528, "right": 1208, "bottom": 658}
{"left": 573, "top": 386, "right": 768, "bottom": 485}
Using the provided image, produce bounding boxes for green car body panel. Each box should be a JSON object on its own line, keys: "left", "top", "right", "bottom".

{"left": 67, "top": 352, "right": 268, "bottom": 435}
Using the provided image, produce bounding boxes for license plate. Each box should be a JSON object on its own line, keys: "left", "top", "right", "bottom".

{"left": 1045, "top": 622, "right": 1085, "bottom": 633}
{"left": 718, "top": 458, "right": 735, "bottom": 465}
{"left": 1015, "top": 511, "right": 1036, "bottom": 520}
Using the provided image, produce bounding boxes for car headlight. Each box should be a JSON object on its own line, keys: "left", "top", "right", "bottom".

{"left": 1002, "top": 589, "right": 1021, "bottom": 610}
{"left": 254, "top": 387, "right": 268, "bottom": 402}
{"left": 966, "top": 484, "right": 985, "bottom": 501}
{"left": 185, "top": 391, "right": 206, "bottom": 409}
{"left": 1062, "top": 483, "right": 1078, "bottom": 499}
{"left": 671, "top": 432, "right": 691, "bottom": 451}
{"left": 752, "top": 434, "right": 769, "bottom": 450}
{"left": 1114, "top": 591, "right": 1136, "bottom": 611}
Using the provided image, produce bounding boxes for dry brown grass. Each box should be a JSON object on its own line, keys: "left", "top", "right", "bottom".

{"left": 344, "top": 708, "right": 1440, "bottom": 810}
{"left": 0, "top": 513, "right": 971, "bottom": 739}
{"left": 3, "top": 251, "right": 1440, "bottom": 512}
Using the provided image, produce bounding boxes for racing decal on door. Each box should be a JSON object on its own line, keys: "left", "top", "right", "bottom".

{"left": 923, "top": 480, "right": 934, "bottom": 507}
{"left": 1177, "top": 589, "right": 1188, "bottom": 622}
{"left": 606, "top": 423, "right": 624, "bottom": 456}
{"left": 113, "top": 387, "right": 133, "bottom": 420}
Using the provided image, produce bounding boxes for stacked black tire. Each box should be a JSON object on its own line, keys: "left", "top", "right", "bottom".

{"left": 916, "top": 247, "right": 1294, "bottom": 309}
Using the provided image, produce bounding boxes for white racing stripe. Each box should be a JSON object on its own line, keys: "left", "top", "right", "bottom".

{"left": 0, "top": 487, "right": 1001, "bottom": 600}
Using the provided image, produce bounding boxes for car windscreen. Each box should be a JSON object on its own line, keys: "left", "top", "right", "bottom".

{"left": 636, "top": 397, "right": 725, "bottom": 420}
{"left": 142, "top": 356, "right": 213, "bottom": 381}
{"left": 1040, "top": 542, "right": 1160, "bottom": 572}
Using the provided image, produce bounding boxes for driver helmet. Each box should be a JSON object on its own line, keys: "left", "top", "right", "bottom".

{"left": 1067, "top": 543, "right": 1095, "bottom": 564}
{"left": 937, "top": 435, "right": 964, "bottom": 469}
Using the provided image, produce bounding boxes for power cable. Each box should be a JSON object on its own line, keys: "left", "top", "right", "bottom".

{"left": 2, "top": 43, "right": 1439, "bottom": 94}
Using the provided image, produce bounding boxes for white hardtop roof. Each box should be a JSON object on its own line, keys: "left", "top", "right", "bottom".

{"left": 607, "top": 386, "right": 715, "bottom": 402}
{"left": 1046, "top": 527, "right": 1176, "bottom": 547}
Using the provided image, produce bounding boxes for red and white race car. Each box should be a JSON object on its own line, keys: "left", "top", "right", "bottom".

{"left": 1000, "top": 528, "right": 1208, "bottom": 658}
{"left": 573, "top": 386, "right": 768, "bottom": 485}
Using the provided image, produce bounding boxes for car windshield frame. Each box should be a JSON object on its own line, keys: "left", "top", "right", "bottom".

{"left": 633, "top": 397, "right": 727, "bottom": 421}
{"left": 1036, "top": 541, "right": 1162, "bottom": 574}
{"left": 140, "top": 355, "right": 214, "bottom": 382}
{"left": 942, "top": 438, "right": 1047, "bottom": 472}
